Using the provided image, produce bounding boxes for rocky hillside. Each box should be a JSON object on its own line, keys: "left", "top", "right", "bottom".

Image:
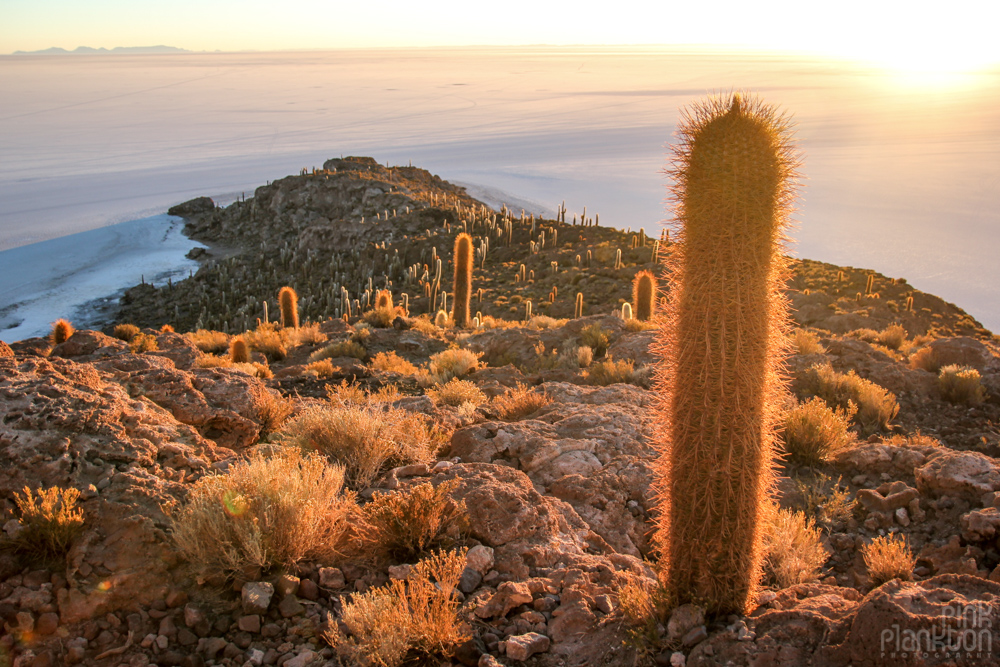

{"left": 1, "top": 158, "right": 1000, "bottom": 667}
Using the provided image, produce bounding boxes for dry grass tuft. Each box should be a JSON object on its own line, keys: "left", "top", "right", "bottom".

{"left": 304, "top": 359, "right": 337, "bottom": 378}
{"left": 799, "top": 364, "right": 899, "bottom": 436}
{"left": 527, "top": 315, "right": 567, "bottom": 330}
{"left": 579, "top": 324, "right": 611, "bottom": 356}
{"left": 909, "top": 345, "right": 939, "bottom": 372}
{"left": 112, "top": 323, "right": 141, "bottom": 342}
{"left": 623, "top": 319, "right": 657, "bottom": 332}
{"left": 422, "top": 348, "right": 482, "bottom": 385}
{"left": 782, "top": 397, "right": 856, "bottom": 465}
{"left": 187, "top": 329, "right": 231, "bottom": 354}
{"left": 360, "top": 481, "right": 468, "bottom": 563}
{"left": 792, "top": 329, "right": 825, "bottom": 355}
{"left": 615, "top": 573, "right": 666, "bottom": 656}
{"left": 286, "top": 322, "right": 327, "bottom": 347}
{"left": 862, "top": 534, "right": 914, "bottom": 587}
{"left": 371, "top": 351, "right": 419, "bottom": 375}
{"left": 576, "top": 345, "right": 594, "bottom": 368}
{"left": 408, "top": 316, "right": 441, "bottom": 335}
{"left": 491, "top": 383, "right": 551, "bottom": 421}
{"left": 4, "top": 486, "right": 85, "bottom": 562}
{"left": 938, "top": 364, "right": 986, "bottom": 405}
{"left": 129, "top": 332, "right": 159, "bottom": 353}
{"left": 587, "top": 358, "right": 637, "bottom": 386}
{"left": 364, "top": 305, "right": 402, "bottom": 328}
{"left": 249, "top": 385, "right": 296, "bottom": 437}
{"left": 324, "top": 549, "right": 468, "bottom": 667}
{"left": 275, "top": 402, "right": 435, "bottom": 489}
{"left": 244, "top": 323, "right": 287, "bottom": 361}
{"left": 762, "top": 507, "right": 828, "bottom": 589}
{"left": 309, "top": 340, "right": 367, "bottom": 362}
{"left": 170, "top": 448, "right": 354, "bottom": 579}
{"left": 194, "top": 354, "right": 272, "bottom": 379}
{"left": 427, "top": 379, "right": 486, "bottom": 408}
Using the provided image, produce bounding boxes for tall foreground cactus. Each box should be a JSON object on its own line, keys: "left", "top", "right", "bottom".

{"left": 452, "top": 233, "right": 473, "bottom": 328}
{"left": 652, "top": 94, "right": 799, "bottom": 614}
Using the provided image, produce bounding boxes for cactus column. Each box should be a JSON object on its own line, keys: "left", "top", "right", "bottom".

{"left": 652, "top": 94, "right": 798, "bottom": 614}
{"left": 452, "top": 233, "right": 473, "bottom": 327}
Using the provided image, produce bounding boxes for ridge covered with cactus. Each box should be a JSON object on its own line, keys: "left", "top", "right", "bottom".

{"left": 1, "top": 149, "right": 1000, "bottom": 667}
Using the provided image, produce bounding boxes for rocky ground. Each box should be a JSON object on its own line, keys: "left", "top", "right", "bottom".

{"left": 2, "top": 158, "right": 1000, "bottom": 666}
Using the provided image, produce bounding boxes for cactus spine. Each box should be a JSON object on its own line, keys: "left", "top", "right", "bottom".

{"left": 278, "top": 286, "right": 299, "bottom": 328}
{"left": 633, "top": 270, "right": 657, "bottom": 322}
{"left": 652, "top": 93, "right": 799, "bottom": 615}
{"left": 452, "top": 233, "right": 473, "bottom": 327}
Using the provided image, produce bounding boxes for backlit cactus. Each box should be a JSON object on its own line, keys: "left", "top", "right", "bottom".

{"left": 633, "top": 270, "right": 657, "bottom": 322}
{"left": 652, "top": 93, "right": 799, "bottom": 614}
{"left": 51, "top": 319, "right": 74, "bottom": 345}
{"left": 278, "top": 286, "right": 299, "bottom": 329}
{"left": 452, "top": 233, "right": 473, "bottom": 327}
{"left": 230, "top": 337, "right": 249, "bottom": 363}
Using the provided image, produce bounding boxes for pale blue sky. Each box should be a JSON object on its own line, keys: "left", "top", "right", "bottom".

{"left": 3, "top": 0, "right": 999, "bottom": 71}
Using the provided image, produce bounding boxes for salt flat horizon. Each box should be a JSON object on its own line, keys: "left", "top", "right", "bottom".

{"left": 1, "top": 46, "right": 998, "bottom": 332}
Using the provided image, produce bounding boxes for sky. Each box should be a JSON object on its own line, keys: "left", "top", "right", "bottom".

{"left": 3, "top": 0, "right": 999, "bottom": 71}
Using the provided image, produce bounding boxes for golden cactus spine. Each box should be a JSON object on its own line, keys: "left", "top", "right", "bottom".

{"left": 230, "top": 337, "right": 249, "bottom": 363}
{"left": 452, "top": 233, "right": 473, "bottom": 327}
{"left": 633, "top": 270, "right": 657, "bottom": 322}
{"left": 652, "top": 93, "right": 798, "bottom": 615}
{"left": 278, "top": 286, "right": 298, "bottom": 329}
{"left": 51, "top": 319, "right": 74, "bottom": 345}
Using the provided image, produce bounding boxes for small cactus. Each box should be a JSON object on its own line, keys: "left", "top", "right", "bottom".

{"left": 633, "top": 270, "right": 657, "bottom": 322}
{"left": 452, "top": 233, "right": 473, "bottom": 327}
{"left": 278, "top": 287, "right": 299, "bottom": 328}
{"left": 230, "top": 337, "right": 250, "bottom": 363}
{"left": 622, "top": 302, "right": 633, "bottom": 320}
{"left": 575, "top": 292, "right": 584, "bottom": 319}
{"left": 375, "top": 289, "right": 393, "bottom": 311}
{"left": 51, "top": 319, "right": 74, "bottom": 345}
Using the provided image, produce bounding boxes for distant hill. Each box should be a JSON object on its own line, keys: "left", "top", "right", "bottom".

{"left": 11, "top": 45, "right": 189, "bottom": 55}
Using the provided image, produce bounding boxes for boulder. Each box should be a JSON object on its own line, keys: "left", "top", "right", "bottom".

{"left": 168, "top": 197, "right": 215, "bottom": 217}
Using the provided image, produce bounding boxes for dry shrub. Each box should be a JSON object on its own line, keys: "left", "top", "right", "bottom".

{"left": 792, "top": 329, "right": 825, "bottom": 355}
{"left": 360, "top": 481, "right": 468, "bottom": 562}
{"left": 476, "top": 315, "right": 518, "bottom": 331}
{"left": 129, "top": 332, "right": 159, "bottom": 353}
{"left": 244, "top": 324, "right": 287, "bottom": 361}
{"left": 908, "top": 345, "right": 939, "bottom": 372}
{"left": 862, "top": 534, "right": 914, "bottom": 587}
{"left": 364, "top": 306, "right": 402, "bottom": 328}
{"left": 4, "top": 486, "right": 84, "bottom": 562}
{"left": 187, "top": 329, "right": 231, "bottom": 354}
{"left": 326, "top": 381, "right": 400, "bottom": 407}
{"left": 194, "top": 354, "right": 272, "bottom": 379}
{"left": 576, "top": 345, "right": 594, "bottom": 368}
{"left": 408, "top": 316, "right": 440, "bottom": 335}
{"left": 527, "top": 315, "right": 567, "bottom": 330}
{"left": 170, "top": 448, "right": 354, "bottom": 579}
{"left": 427, "top": 379, "right": 486, "bottom": 408}
{"left": 310, "top": 340, "right": 366, "bottom": 362}
{"left": 623, "top": 319, "right": 656, "bottom": 332}
{"left": 579, "top": 324, "right": 610, "bottom": 356}
{"left": 112, "top": 323, "right": 141, "bottom": 342}
{"left": 325, "top": 549, "right": 468, "bottom": 667}
{"left": 938, "top": 364, "right": 985, "bottom": 405}
{"left": 875, "top": 324, "right": 907, "bottom": 350}
{"left": 249, "top": 386, "right": 296, "bottom": 437}
{"left": 491, "top": 383, "right": 551, "bottom": 421}
{"left": 275, "top": 403, "right": 435, "bottom": 489}
{"left": 587, "top": 358, "right": 636, "bottom": 386}
{"left": 371, "top": 351, "right": 419, "bottom": 375}
{"left": 615, "top": 573, "right": 665, "bottom": 656}
{"left": 304, "top": 359, "right": 337, "bottom": 378}
{"left": 800, "top": 364, "right": 899, "bottom": 435}
{"left": 762, "top": 508, "right": 828, "bottom": 589}
{"left": 286, "top": 322, "right": 328, "bottom": 347}
{"left": 423, "top": 348, "right": 482, "bottom": 385}
{"left": 782, "top": 397, "right": 856, "bottom": 465}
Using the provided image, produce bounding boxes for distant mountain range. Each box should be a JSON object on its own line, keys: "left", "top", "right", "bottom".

{"left": 12, "top": 45, "right": 189, "bottom": 55}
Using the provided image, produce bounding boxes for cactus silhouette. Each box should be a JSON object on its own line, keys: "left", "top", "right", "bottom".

{"left": 278, "top": 286, "right": 299, "bottom": 329}
{"left": 652, "top": 93, "right": 799, "bottom": 615}
{"left": 230, "top": 337, "right": 250, "bottom": 363}
{"left": 51, "top": 319, "right": 74, "bottom": 345}
{"left": 452, "top": 233, "right": 473, "bottom": 327}
{"left": 633, "top": 270, "right": 657, "bottom": 322}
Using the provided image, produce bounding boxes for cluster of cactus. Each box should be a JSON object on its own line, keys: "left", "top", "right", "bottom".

{"left": 652, "top": 93, "right": 799, "bottom": 614}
